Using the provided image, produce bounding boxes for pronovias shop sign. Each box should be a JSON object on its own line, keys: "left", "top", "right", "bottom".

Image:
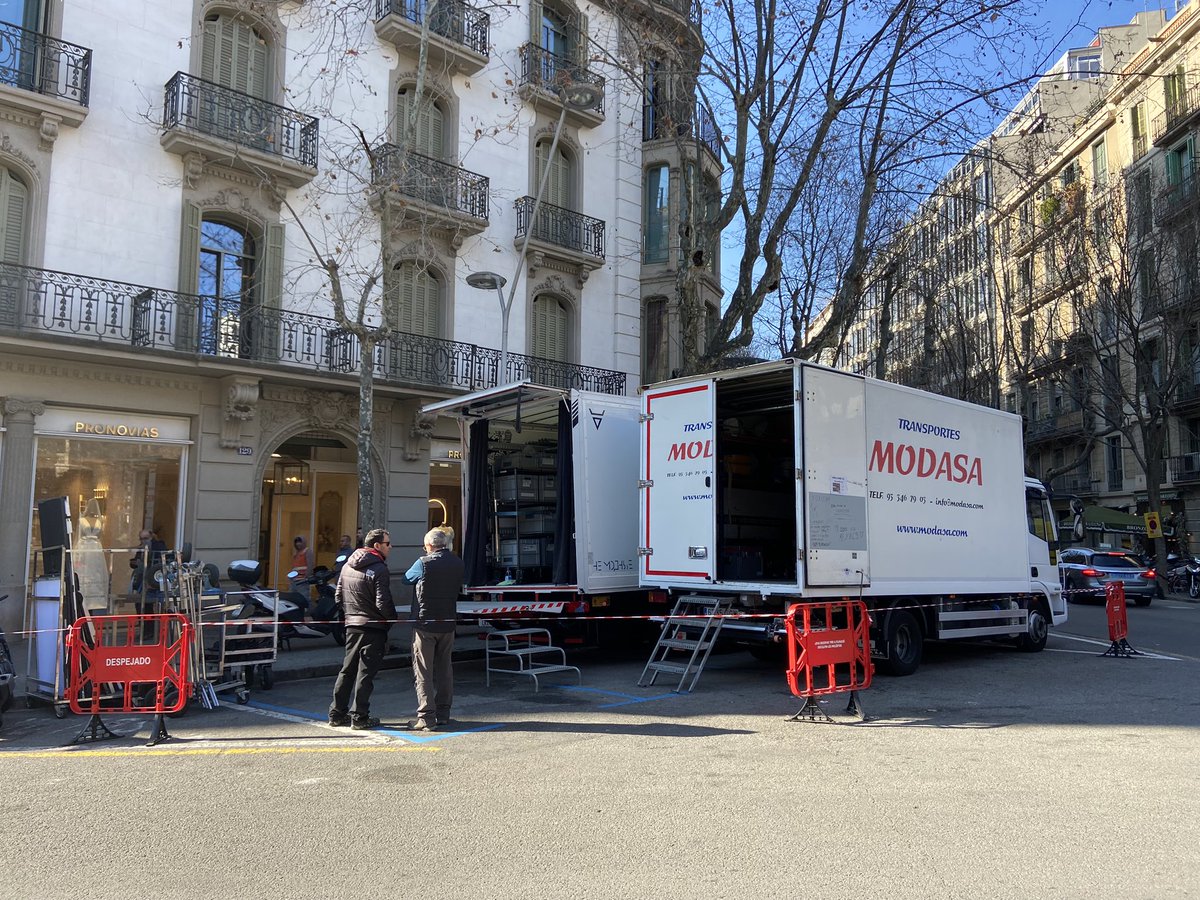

{"left": 37, "top": 407, "right": 192, "bottom": 442}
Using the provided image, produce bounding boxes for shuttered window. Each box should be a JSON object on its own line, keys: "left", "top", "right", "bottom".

{"left": 200, "top": 13, "right": 270, "bottom": 98}
{"left": 0, "top": 168, "right": 28, "bottom": 265}
{"left": 531, "top": 294, "right": 568, "bottom": 361}
{"left": 535, "top": 140, "right": 571, "bottom": 209}
{"left": 396, "top": 87, "right": 445, "bottom": 159}
{"left": 387, "top": 261, "right": 441, "bottom": 337}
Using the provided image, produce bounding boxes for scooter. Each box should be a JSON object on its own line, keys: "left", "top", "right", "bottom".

{"left": 1168, "top": 556, "right": 1200, "bottom": 598}
{"left": 227, "top": 559, "right": 332, "bottom": 648}
{"left": 282, "top": 555, "right": 347, "bottom": 646}
{"left": 0, "top": 595, "right": 15, "bottom": 730}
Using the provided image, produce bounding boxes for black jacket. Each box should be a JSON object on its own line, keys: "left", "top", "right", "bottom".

{"left": 335, "top": 548, "right": 396, "bottom": 631}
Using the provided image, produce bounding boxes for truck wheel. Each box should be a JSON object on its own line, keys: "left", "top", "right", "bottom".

{"left": 879, "top": 610, "right": 922, "bottom": 676}
{"left": 1064, "top": 578, "right": 1079, "bottom": 604}
{"left": 1017, "top": 600, "right": 1050, "bottom": 652}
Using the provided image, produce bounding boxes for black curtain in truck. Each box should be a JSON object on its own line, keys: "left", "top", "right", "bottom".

{"left": 463, "top": 418, "right": 490, "bottom": 584}
{"left": 552, "top": 400, "right": 577, "bottom": 584}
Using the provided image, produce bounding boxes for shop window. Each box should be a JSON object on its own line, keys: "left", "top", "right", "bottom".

{"left": 200, "top": 11, "right": 270, "bottom": 99}
{"left": 385, "top": 260, "right": 441, "bottom": 337}
{"left": 530, "top": 294, "right": 569, "bottom": 362}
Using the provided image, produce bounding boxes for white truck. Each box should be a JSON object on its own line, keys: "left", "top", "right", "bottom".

{"left": 639, "top": 358, "right": 1065, "bottom": 674}
{"left": 422, "top": 383, "right": 646, "bottom": 643}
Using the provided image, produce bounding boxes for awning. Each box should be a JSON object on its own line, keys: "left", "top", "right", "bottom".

{"left": 1059, "top": 505, "right": 1146, "bottom": 536}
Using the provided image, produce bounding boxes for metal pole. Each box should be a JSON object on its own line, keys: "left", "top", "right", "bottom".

{"left": 497, "top": 281, "right": 510, "bottom": 380}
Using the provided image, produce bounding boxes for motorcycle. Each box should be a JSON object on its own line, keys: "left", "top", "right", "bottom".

{"left": 1167, "top": 556, "right": 1200, "bottom": 598}
{"left": 0, "top": 594, "right": 15, "bottom": 729}
{"left": 282, "top": 554, "right": 347, "bottom": 646}
{"left": 227, "top": 559, "right": 338, "bottom": 649}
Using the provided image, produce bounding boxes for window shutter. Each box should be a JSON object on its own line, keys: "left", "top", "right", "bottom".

{"left": 532, "top": 296, "right": 567, "bottom": 361}
{"left": 576, "top": 13, "right": 588, "bottom": 65}
{"left": 530, "top": 0, "right": 543, "bottom": 46}
{"left": 177, "top": 201, "right": 202, "bottom": 351}
{"left": 204, "top": 15, "right": 269, "bottom": 98}
{"left": 261, "top": 222, "right": 285, "bottom": 310}
{"left": 549, "top": 145, "right": 569, "bottom": 208}
{"left": 0, "top": 169, "right": 28, "bottom": 266}
{"left": 397, "top": 87, "right": 411, "bottom": 144}
{"left": 200, "top": 18, "right": 219, "bottom": 82}
{"left": 393, "top": 263, "right": 440, "bottom": 337}
{"left": 427, "top": 101, "right": 444, "bottom": 159}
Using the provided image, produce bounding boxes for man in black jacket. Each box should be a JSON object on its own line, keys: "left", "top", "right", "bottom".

{"left": 329, "top": 528, "right": 396, "bottom": 730}
{"left": 403, "top": 528, "right": 464, "bottom": 731}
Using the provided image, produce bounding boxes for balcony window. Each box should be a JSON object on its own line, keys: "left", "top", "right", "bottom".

{"left": 1091, "top": 139, "right": 1107, "bottom": 188}
{"left": 396, "top": 85, "right": 445, "bottom": 158}
{"left": 535, "top": 137, "right": 572, "bottom": 209}
{"left": 385, "top": 260, "right": 441, "bottom": 338}
{"left": 1130, "top": 101, "right": 1146, "bottom": 159}
{"left": 198, "top": 219, "right": 257, "bottom": 357}
{"left": 201, "top": 13, "right": 270, "bottom": 100}
{"left": 1107, "top": 436, "right": 1123, "bottom": 490}
{"left": 531, "top": 294, "right": 570, "bottom": 362}
{"left": 642, "top": 296, "right": 668, "bottom": 384}
{"left": 643, "top": 165, "right": 669, "bottom": 263}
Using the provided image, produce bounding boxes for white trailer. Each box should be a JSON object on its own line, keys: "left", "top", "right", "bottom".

{"left": 639, "top": 359, "right": 1065, "bottom": 674}
{"left": 422, "top": 383, "right": 646, "bottom": 641}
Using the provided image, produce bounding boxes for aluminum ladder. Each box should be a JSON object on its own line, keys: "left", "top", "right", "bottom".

{"left": 638, "top": 594, "right": 731, "bottom": 693}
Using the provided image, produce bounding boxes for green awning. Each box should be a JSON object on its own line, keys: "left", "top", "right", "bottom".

{"left": 1059, "top": 505, "right": 1146, "bottom": 536}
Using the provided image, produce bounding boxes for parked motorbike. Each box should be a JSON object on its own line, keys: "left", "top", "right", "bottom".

{"left": 227, "top": 559, "right": 336, "bottom": 649}
{"left": 282, "top": 554, "right": 347, "bottom": 647}
{"left": 0, "top": 594, "right": 15, "bottom": 729}
{"left": 1167, "top": 556, "right": 1200, "bottom": 598}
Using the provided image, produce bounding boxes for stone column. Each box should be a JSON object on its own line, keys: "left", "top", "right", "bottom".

{"left": 0, "top": 398, "right": 45, "bottom": 641}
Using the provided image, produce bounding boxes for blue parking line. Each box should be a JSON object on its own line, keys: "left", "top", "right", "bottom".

{"left": 245, "top": 700, "right": 504, "bottom": 742}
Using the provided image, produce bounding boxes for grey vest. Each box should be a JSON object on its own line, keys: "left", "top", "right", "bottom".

{"left": 412, "top": 549, "right": 464, "bottom": 633}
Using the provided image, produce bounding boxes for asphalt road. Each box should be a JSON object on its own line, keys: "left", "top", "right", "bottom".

{"left": 2, "top": 600, "right": 1198, "bottom": 900}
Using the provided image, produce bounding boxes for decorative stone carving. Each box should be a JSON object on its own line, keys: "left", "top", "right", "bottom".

{"left": 1, "top": 397, "right": 46, "bottom": 422}
{"left": 528, "top": 250, "right": 545, "bottom": 275}
{"left": 404, "top": 408, "right": 437, "bottom": 461}
{"left": 38, "top": 113, "right": 61, "bottom": 151}
{"left": 219, "top": 375, "right": 260, "bottom": 448}
{"left": 182, "top": 151, "right": 206, "bottom": 189}
{"left": 0, "top": 134, "right": 40, "bottom": 175}
{"left": 306, "top": 390, "right": 356, "bottom": 430}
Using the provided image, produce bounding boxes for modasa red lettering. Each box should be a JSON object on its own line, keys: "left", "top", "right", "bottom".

{"left": 868, "top": 440, "right": 982, "bottom": 485}
{"left": 666, "top": 440, "right": 713, "bottom": 461}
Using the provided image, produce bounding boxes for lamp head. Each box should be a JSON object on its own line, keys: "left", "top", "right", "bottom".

{"left": 466, "top": 271, "right": 507, "bottom": 291}
{"left": 558, "top": 82, "right": 600, "bottom": 110}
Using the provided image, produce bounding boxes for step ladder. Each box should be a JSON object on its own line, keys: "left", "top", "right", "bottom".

{"left": 638, "top": 594, "right": 732, "bottom": 693}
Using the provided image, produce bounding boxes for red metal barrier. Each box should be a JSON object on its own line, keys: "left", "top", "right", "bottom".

{"left": 785, "top": 600, "right": 872, "bottom": 722}
{"left": 1101, "top": 583, "right": 1139, "bottom": 658}
{"left": 65, "top": 614, "right": 192, "bottom": 745}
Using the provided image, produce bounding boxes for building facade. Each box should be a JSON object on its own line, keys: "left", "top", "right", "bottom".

{"left": 0, "top": 0, "right": 720, "bottom": 635}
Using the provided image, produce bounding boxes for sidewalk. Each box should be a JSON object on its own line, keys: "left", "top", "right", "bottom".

{"left": 267, "top": 625, "right": 489, "bottom": 683}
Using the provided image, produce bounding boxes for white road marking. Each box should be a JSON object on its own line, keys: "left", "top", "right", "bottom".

{"left": 1051, "top": 632, "right": 1181, "bottom": 660}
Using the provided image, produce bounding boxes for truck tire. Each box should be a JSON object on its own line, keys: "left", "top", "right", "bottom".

{"left": 879, "top": 609, "right": 922, "bottom": 676}
{"left": 1017, "top": 600, "right": 1050, "bottom": 652}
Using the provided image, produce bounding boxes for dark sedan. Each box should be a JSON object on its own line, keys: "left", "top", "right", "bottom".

{"left": 1058, "top": 548, "right": 1156, "bottom": 607}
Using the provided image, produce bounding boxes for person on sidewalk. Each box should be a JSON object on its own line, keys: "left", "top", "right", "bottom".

{"left": 329, "top": 528, "right": 396, "bottom": 730}
{"left": 403, "top": 528, "right": 465, "bottom": 731}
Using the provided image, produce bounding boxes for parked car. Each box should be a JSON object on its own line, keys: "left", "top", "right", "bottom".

{"left": 1058, "top": 548, "right": 1156, "bottom": 607}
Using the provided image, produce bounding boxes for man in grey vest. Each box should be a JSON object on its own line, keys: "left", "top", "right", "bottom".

{"left": 403, "top": 528, "right": 465, "bottom": 731}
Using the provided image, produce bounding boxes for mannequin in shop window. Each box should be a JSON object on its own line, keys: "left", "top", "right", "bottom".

{"left": 75, "top": 499, "right": 110, "bottom": 613}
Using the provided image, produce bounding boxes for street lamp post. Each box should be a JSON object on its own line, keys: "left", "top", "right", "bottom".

{"left": 468, "top": 80, "right": 601, "bottom": 387}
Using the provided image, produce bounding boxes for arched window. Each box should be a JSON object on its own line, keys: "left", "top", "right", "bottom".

{"left": 198, "top": 218, "right": 256, "bottom": 356}
{"left": 531, "top": 294, "right": 569, "bottom": 362}
{"left": 200, "top": 12, "right": 271, "bottom": 99}
{"left": 387, "top": 260, "right": 441, "bottom": 337}
{"left": 535, "top": 138, "right": 571, "bottom": 209}
{"left": 0, "top": 166, "right": 29, "bottom": 266}
{"left": 396, "top": 86, "right": 445, "bottom": 159}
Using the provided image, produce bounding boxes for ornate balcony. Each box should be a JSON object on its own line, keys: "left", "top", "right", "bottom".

{"left": 160, "top": 72, "right": 319, "bottom": 188}
{"left": 0, "top": 262, "right": 627, "bottom": 396}
{"left": 371, "top": 144, "right": 488, "bottom": 241}
{"left": 1024, "top": 408, "right": 1087, "bottom": 445}
{"left": 518, "top": 44, "right": 605, "bottom": 128}
{"left": 644, "top": 102, "right": 720, "bottom": 160}
{"left": 1172, "top": 379, "right": 1200, "bottom": 413}
{"left": 373, "top": 0, "right": 489, "bottom": 76}
{"left": 0, "top": 21, "right": 90, "bottom": 134}
{"left": 1168, "top": 452, "right": 1200, "bottom": 484}
{"left": 1152, "top": 83, "right": 1200, "bottom": 147}
{"left": 514, "top": 196, "right": 605, "bottom": 280}
{"left": 1049, "top": 473, "right": 1096, "bottom": 496}
{"left": 1156, "top": 167, "right": 1200, "bottom": 226}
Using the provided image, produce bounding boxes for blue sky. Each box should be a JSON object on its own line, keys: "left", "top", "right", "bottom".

{"left": 1038, "top": 1, "right": 1178, "bottom": 63}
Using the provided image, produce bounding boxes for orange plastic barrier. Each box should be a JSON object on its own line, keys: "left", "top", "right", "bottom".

{"left": 65, "top": 614, "right": 192, "bottom": 744}
{"left": 1101, "top": 583, "right": 1139, "bottom": 658}
{"left": 785, "top": 600, "right": 872, "bottom": 721}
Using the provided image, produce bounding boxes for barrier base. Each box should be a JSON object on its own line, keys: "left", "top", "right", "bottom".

{"left": 70, "top": 714, "right": 121, "bottom": 746}
{"left": 844, "top": 690, "right": 867, "bottom": 721}
{"left": 146, "top": 713, "right": 172, "bottom": 747}
{"left": 1101, "top": 638, "right": 1140, "bottom": 659}
{"left": 787, "top": 691, "right": 867, "bottom": 724}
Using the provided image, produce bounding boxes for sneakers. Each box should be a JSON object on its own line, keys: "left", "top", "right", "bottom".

{"left": 407, "top": 719, "right": 434, "bottom": 732}
{"left": 328, "top": 712, "right": 351, "bottom": 727}
{"left": 351, "top": 716, "right": 381, "bottom": 730}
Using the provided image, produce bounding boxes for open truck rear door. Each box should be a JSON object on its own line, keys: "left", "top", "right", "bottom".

{"left": 640, "top": 377, "right": 717, "bottom": 587}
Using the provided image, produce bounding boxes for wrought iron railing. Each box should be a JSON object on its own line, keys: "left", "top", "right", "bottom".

{"left": 1156, "top": 166, "right": 1200, "bottom": 224}
{"left": 643, "top": 102, "right": 720, "bottom": 157}
{"left": 515, "top": 196, "right": 605, "bottom": 259}
{"left": 518, "top": 44, "right": 605, "bottom": 112}
{"left": 1050, "top": 474, "right": 1095, "bottom": 495}
{"left": 373, "top": 0, "right": 490, "bottom": 57}
{"left": 1169, "top": 453, "right": 1200, "bottom": 484}
{"left": 0, "top": 262, "right": 626, "bottom": 395}
{"left": 0, "top": 21, "right": 90, "bottom": 106}
{"left": 1152, "top": 83, "right": 1200, "bottom": 145}
{"left": 653, "top": 0, "right": 702, "bottom": 24}
{"left": 1132, "top": 132, "right": 1148, "bottom": 162}
{"left": 162, "top": 72, "right": 319, "bottom": 170}
{"left": 371, "top": 144, "right": 489, "bottom": 220}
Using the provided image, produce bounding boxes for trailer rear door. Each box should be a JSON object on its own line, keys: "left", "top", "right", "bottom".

{"left": 640, "top": 378, "right": 717, "bottom": 586}
{"left": 800, "top": 365, "right": 871, "bottom": 587}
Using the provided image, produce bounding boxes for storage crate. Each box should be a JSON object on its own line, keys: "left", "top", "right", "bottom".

{"left": 519, "top": 537, "right": 541, "bottom": 566}
{"left": 539, "top": 474, "right": 558, "bottom": 502}
{"left": 521, "top": 511, "right": 553, "bottom": 534}
{"left": 498, "top": 540, "right": 519, "bottom": 567}
{"left": 495, "top": 471, "right": 538, "bottom": 502}
{"left": 542, "top": 536, "right": 556, "bottom": 570}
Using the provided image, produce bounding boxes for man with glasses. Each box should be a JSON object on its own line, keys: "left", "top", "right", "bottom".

{"left": 328, "top": 528, "right": 397, "bottom": 730}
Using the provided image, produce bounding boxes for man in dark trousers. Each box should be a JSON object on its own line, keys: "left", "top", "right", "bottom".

{"left": 403, "top": 528, "right": 464, "bottom": 731}
{"left": 329, "top": 528, "right": 396, "bottom": 730}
